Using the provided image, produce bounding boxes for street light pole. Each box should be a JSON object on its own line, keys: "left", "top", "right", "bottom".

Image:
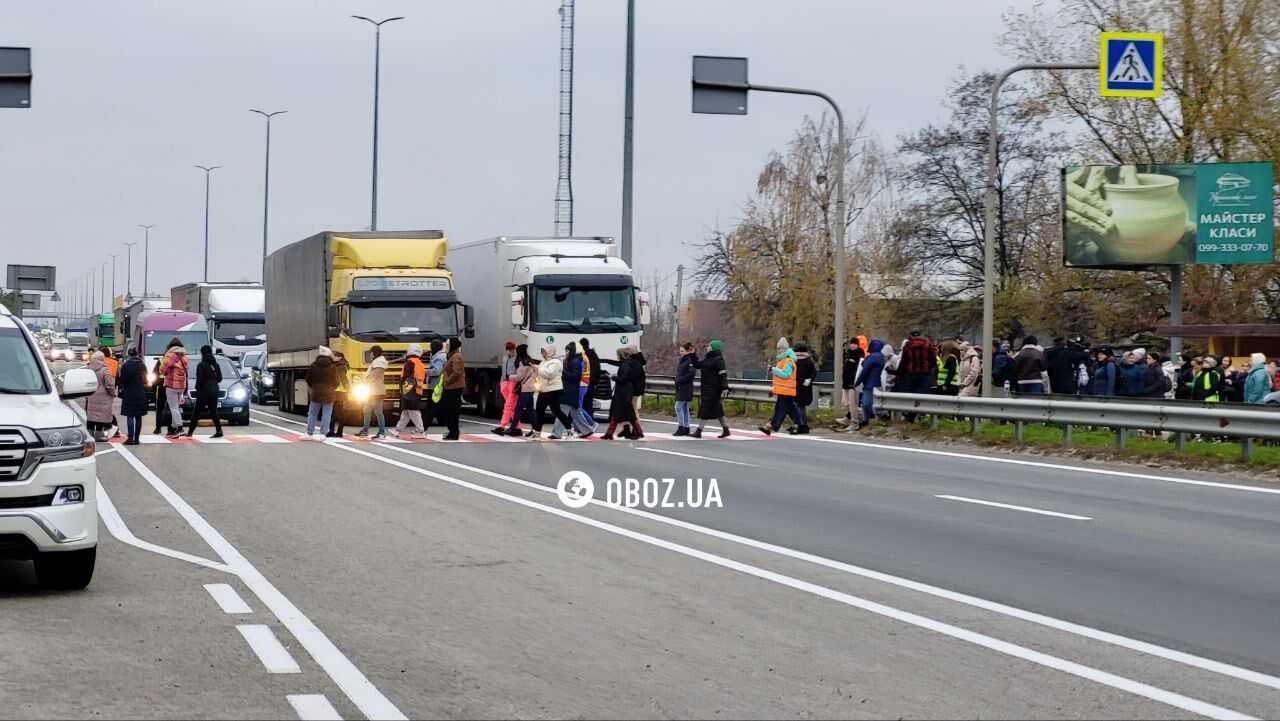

{"left": 108, "top": 254, "right": 118, "bottom": 309}
{"left": 980, "top": 63, "right": 1093, "bottom": 398}
{"left": 99, "top": 261, "right": 107, "bottom": 313}
{"left": 352, "top": 15, "right": 404, "bottom": 232}
{"left": 691, "top": 73, "right": 848, "bottom": 415}
{"left": 250, "top": 110, "right": 287, "bottom": 280}
{"left": 620, "top": 0, "right": 636, "bottom": 266}
{"left": 137, "top": 225, "right": 154, "bottom": 296}
{"left": 123, "top": 242, "right": 136, "bottom": 300}
{"left": 194, "top": 165, "right": 221, "bottom": 282}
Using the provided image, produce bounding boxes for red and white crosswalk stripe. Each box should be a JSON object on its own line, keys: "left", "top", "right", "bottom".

{"left": 109, "top": 430, "right": 776, "bottom": 445}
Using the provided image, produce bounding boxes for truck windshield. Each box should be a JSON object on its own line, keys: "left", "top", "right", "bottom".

{"left": 214, "top": 320, "right": 266, "bottom": 345}
{"left": 349, "top": 304, "right": 459, "bottom": 341}
{"left": 531, "top": 285, "right": 637, "bottom": 332}
{"left": 66, "top": 333, "right": 89, "bottom": 347}
{"left": 0, "top": 327, "right": 48, "bottom": 394}
{"left": 143, "top": 330, "right": 210, "bottom": 356}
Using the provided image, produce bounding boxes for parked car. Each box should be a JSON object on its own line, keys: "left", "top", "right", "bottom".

{"left": 0, "top": 303, "right": 100, "bottom": 589}
{"left": 239, "top": 349, "right": 274, "bottom": 404}
{"left": 180, "top": 353, "right": 252, "bottom": 426}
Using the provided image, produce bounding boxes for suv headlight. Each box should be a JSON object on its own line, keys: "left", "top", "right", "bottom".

{"left": 33, "top": 426, "right": 95, "bottom": 462}
{"left": 262, "top": 372, "right": 274, "bottom": 387}
{"left": 228, "top": 384, "right": 248, "bottom": 401}
{"left": 147, "top": 371, "right": 158, "bottom": 384}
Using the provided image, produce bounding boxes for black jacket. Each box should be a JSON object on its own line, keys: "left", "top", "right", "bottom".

{"left": 1141, "top": 361, "right": 1166, "bottom": 398}
{"left": 117, "top": 357, "right": 150, "bottom": 416}
{"left": 842, "top": 347, "right": 864, "bottom": 389}
{"left": 675, "top": 353, "right": 696, "bottom": 402}
{"left": 1046, "top": 345, "right": 1090, "bottom": 395}
{"left": 794, "top": 353, "right": 818, "bottom": 406}
{"left": 608, "top": 359, "right": 637, "bottom": 423}
{"left": 194, "top": 353, "right": 222, "bottom": 399}
{"left": 583, "top": 348, "right": 602, "bottom": 401}
{"left": 630, "top": 351, "right": 647, "bottom": 396}
{"left": 693, "top": 350, "right": 728, "bottom": 419}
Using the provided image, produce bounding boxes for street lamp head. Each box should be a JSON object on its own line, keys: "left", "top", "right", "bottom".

{"left": 353, "top": 15, "right": 404, "bottom": 26}
{"left": 137, "top": 224, "right": 154, "bottom": 230}
{"left": 250, "top": 109, "right": 288, "bottom": 118}
{"left": 195, "top": 164, "right": 222, "bottom": 173}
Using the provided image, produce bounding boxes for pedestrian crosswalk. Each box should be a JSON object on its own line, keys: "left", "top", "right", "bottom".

{"left": 108, "top": 430, "right": 777, "bottom": 445}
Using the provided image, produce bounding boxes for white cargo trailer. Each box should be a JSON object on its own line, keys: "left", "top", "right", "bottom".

{"left": 450, "top": 236, "right": 651, "bottom": 416}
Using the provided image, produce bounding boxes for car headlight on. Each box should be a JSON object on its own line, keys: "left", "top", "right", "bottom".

{"left": 351, "top": 384, "right": 371, "bottom": 401}
{"left": 263, "top": 373, "right": 274, "bottom": 387}
{"left": 228, "top": 385, "right": 247, "bottom": 401}
{"left": 33, "top": 426, "right": 95, "bottom": 462}
{"left": 147, "top": 372, "right": 158, "bottom": 384}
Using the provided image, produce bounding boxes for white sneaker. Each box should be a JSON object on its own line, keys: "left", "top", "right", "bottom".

{"left": 410, "top": 432, "right": 427, "bottom": 439}
{"left": 389, "top": 429, "right": 401, "bottom": 437}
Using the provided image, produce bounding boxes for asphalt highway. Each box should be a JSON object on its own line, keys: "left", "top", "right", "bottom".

{"left": 4, "top": 385, "right": 1280, "bottom": 719}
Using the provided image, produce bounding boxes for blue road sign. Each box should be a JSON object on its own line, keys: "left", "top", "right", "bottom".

{"left": 1099, "top": 32, "right": 1162, "bottom": 98}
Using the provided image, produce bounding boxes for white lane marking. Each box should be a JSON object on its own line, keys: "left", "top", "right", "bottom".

{"left": 785, "top": 428, "right": 1280, "bottom": 497}
{"left": 97, "top": 483, "right": 231, "bottom": 571}
{"left": 289, "top": 694, "right": 343, "bottom": 721}
{"left": 194, "top": 435, "right": 233, "bottom": 444}
{"left": 96, "top": 445, "right": 118, "bottom": 456}
{"left": 634, "top": 446, "right": 757, "bottom": 467}
{"left": 935, "top": 495, "right": 1092, "bottom": 521}
{"left": 237, "top": 624, "right": 302, "bottom": 673}
{"left": 138, "top": 434, "right": 170, "bottom": 444}
{"left": 205, "top": 583, "right": 253, "bottom": 614}
{"left": 114, "top": 446, "right": 406, "bottom": 721}
{"left": 332, "top": 433, "right": 1280, "bottom": 695}
{"left": 326, "top": 441, "right": 1251, "bottom": 720}
{"left": 247, "top": 434, "right": 291, "bottom": 443}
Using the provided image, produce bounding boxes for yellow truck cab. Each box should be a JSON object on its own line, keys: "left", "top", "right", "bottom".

{"left": 265, "top": 231, "right": 473, "bottom": 423}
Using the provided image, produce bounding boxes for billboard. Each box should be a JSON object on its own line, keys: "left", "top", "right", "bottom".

{"left": 1062, "top": 162, "right": 1274, "bottom": 267}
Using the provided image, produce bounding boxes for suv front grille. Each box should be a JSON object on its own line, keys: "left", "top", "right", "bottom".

{"left": 0, "top": 493, "right": 53, "bottom": 509}
{"left": 0, "top": 428, "right": 31, "bottom": 482}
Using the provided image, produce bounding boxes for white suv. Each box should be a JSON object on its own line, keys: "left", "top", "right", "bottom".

{"left": 0, "top": 305, "right": 99, "bottom": 589}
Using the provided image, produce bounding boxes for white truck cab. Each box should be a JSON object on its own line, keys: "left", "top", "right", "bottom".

{"left": 0, "top": 304, "right": 100, "bottom": 589}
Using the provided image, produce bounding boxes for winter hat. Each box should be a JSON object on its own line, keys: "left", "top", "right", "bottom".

{"left": 406, "top": 343, "right": 424, "bottom": 357}
{"left": 1201, "top": 356, "right": 1218, "bottom": 368}
{"left": 541, "top": 344, "right": 558, "bottom": 359}
{"left": 1133, "top": 348, "right": 1147, "bottom": 361}
{"left": 776, "top": 337, "right": 790, "bottom": 350}
{"left": 91, "top": 351, "right": 104, "bottom": 361}
{"left": 1251, "top": 352, "right": 1267, "bottom": 367}
{"left": 708, "top": 340, "right": 723, "bottom": 352}
{"left": 448, "top": 337, "right": 462, "bottom": 352}
{"left": 505, "top": 341, "right": 516, "bottom": 349}
{"left": 317, "top": 346, "right": 332, "bottom": 357}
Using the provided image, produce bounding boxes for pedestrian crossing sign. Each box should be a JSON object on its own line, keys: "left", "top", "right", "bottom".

{"left": 1100, "top": 32, "right": 1162, "bottom": 98}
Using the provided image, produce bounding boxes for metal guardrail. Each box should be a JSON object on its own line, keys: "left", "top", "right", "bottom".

{"left": 874, "top": 390, "right": 1280, "bottom": 459}
{"left": 645, "top": 375, "right": 833, "bottom": 404}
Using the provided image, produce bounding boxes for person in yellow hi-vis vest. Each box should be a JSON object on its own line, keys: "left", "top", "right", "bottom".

{"left": 759, "top": 337, "right": 804, "bottom": 436}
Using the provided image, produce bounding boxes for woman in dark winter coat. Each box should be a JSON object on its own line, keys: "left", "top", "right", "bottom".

{"left": 790, "top": 342, "right": 817, "bottom": 434}
{"left": 673, "top": 343, "right": 696, "bottom": 436}
{"left": 187, "top": 345, "right": 223, "bottom": 438}
{"left": 602, "top": 348, "right": 640, "bottom": 440}
{"left": 117, "top": 348, "right": 149, "bottom": 445}
{"left": 691, "top": 340, "right": 730, "bottom": 438}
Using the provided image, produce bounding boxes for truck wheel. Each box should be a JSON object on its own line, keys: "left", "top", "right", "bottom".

{"left": 34, "top": 547, "right": 96, "bottom": 590}
{"left": 475, "top": 373, "right": 498, "bottom": 418}
{"left": 277, "top": 372, "right": 290, "bottom": 413}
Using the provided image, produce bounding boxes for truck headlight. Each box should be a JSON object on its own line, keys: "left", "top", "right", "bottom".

{"left": 351, "top": 384, "right": 371, "bottom": 401}
{"left": 228, "top": 385, "right": 248, "bottom": 401}
{"left": 147, "top": 372, "right": 158, "bottom": 384}
{"left": 33, "top": 426, "right": 95, "bottom": 461}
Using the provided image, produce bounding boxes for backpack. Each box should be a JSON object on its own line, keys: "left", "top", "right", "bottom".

{"left": 1161, "top": 371, "right": 1173, "bottom": 394}
{"left": 1112, "top": 361, "right": 1124, "bottom": 395}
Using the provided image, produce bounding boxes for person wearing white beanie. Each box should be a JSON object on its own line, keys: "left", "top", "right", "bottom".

{"left": 317, "top": 346, "right": 332, "bottom": 358}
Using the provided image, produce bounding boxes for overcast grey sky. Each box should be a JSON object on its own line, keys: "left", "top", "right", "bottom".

{"left": 3, "top": 0, "right": 1036, "bottom": 308}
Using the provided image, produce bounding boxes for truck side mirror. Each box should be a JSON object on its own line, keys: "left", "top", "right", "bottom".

{"left": 637, "top": 291, "right": 652, "bottom": 325}
{"left": 326, "top": 305, "right": 341, "bottom": 336}
{"left": 463, "top": 305, "right": 475, "bottom": 338}
{"left": 510, "top": 290, "right": 526, "bottom": 327}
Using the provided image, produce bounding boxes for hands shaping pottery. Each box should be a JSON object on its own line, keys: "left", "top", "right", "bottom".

{"left": 1065, "top": 165, "right": 1196, "bottom": 265}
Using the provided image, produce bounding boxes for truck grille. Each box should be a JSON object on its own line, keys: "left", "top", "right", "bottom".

{"left": 0, "top": 428, "right": 30, "bottom": 482}
{"left": 373, "top": 350, "right": 407, "bottom": 364}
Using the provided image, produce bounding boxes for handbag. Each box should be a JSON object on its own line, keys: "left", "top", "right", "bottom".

{"left": 431, "top": 375, "right": 444, "bottom": 403}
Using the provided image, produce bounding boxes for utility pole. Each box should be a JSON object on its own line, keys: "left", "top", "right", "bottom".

{"left": 195, "top": 165, "right": 221, "bottom": 282}
{"left": 352, "top": 15, "right": 404, "bottom": 231}
{"left": 554, "top": 0, "right": 575, "bottom": 237}
{"left": 250, "top": 109, "right": 287, "bottom": 279}
{"left": 123, "top": 241, "right": 136, "bottom": 300}
{"left": 137, "top": 225, "right": 153, "bottom": 296}
{"left": 620, "top": 0, "right": 635, "bottom": 265}
{"left": 671, "top": 263, "right": 683, "bottom": 346}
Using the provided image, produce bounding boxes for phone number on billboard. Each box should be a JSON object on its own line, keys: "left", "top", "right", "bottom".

{"left": 1197, "top": 244, "right": 1269, "bottom": 253}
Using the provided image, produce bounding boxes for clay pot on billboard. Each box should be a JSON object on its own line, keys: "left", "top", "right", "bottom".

{"left": 1102, "top": 173, "right": 1188, "bottom": 263}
